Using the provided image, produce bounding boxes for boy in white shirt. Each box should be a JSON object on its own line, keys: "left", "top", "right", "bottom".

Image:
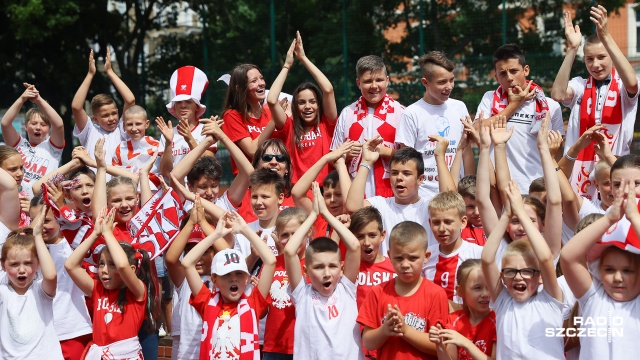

{"left": 551, "top": 7, "right": 638, "bottom": 199}
{"left": 71, "top": 48, "right": 135, "bottom": 162}
{"left": 345, "top": 143, "right": 433, "bottom": 254}
{"left": 395, "top": 51, "right": 469, "bottom": 201}
{"left": 476, "top": 44, "right": 563, "bottom": 192}
{"left": 284, "top": 182, "right": 363, "bottom": 360}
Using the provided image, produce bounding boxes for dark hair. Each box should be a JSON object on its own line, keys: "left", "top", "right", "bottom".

{"left": 610, "top": 154, "right": 640, "bottom": 178}
{"left": 252, "top": 139, "right": 292, "bottom": 196}
{"left": 223, "top": 64, "right": 265, "bottom": 122}
{"left": 323, "top": 170, "right": 339, "bottom": 189}
{"left": 90, "top": 94, "right": 117, "bottom": 115}
{"left": 30, "top": 193, "right": 45, "bottom": 208}
{"left": 457, "top": 175, "right": 477, "bottom": 199}
{"left": 102, "top": 243, "right": 160, "bottom": 333}
{"left": 529, "top": 177, "right": 546, "bottom": 194}
{"left": 350, "top": 207, "right": 383, "bottom": 234}
{"left": 418, "top": 51, "right": 455, "bottom": 80}
{"left": 493, "top": 43, "right": 527, "bottom": 68}
{"left": 305, "top": 236, "right": 340, "bottom": 260}
{"left": 187, "top": 156, "right": 223, "bottom": 185}
{"left": 585, "top": 34, "right": 601, "bottom": 46}
{"left": 249, "top": 168, "right": 286, "bottom": 197}
{"left": 390, "top": 147, "right": 424, "bottom": 176}
{"left": 66, "top": 165, "right": 96, "bottom": 183}
{"left": 291, "top": 82, "right": 323, "bottom": 148}
{"left": 576, "top": 213, "right": 604, "bottom": 233}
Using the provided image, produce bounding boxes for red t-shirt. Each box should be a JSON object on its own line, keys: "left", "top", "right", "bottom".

{"left": 357, "top": 278, "right": 448, "bottom": 360}
{"left": 237, "top": 192, "right": 295, "bottom": 224}
{"left": 461, "top": 224, "right": 486, "bottom": 246}
{"left": 274, "top": 115, "right": 336, "bottom": 184}
{"left": 222, "top": 108, "right": 272, "bottom": 175}
{"left": 190, "top": 283, "right": 268, "bottom": 360}
{"left": 91, "top": 280, "right": 146, "bottom": 346}
{"left": 263, "top": 255, "right": 305, "bottom": 354}
{"left": 356, "top": 257, "right": 396, "bottom": 309}
{"left": 448, "top": 310, "right": 497, "bottom": 360}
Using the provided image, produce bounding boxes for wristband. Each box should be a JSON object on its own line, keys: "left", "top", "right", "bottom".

{"left": 282, "top": 65, "right": 290, "bottom": 70}
{"left": 564, "top": 153, "right": 577, "bottom": 161}
{"left": 359, "top": 163, "right": 372, "bottom": 172}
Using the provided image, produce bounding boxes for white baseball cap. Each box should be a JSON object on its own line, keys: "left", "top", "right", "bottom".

{"left": 166, "top": 66, "right": 209, "bottom": 119}
{"left": 212, "top": 249, "right": 249, "bottom": 276}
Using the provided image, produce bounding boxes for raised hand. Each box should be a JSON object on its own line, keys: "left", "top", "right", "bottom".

{"left": 590, "top": 5, "right": 609, "bottom": 39}
{"left": 536, "top": 112, "right": 551, "bottom": 149}
{"left": 564, "top": 11, "right": 582, "bottom": 49}
{"left": 428, "top": 134, "right": 449, "bottom": 158}
{"left": 94, "top": 138, "right": 107, "bottom": 169}
{"left": 504, "top": 180, "right": 525, "bottom": 217}
{"left": 169, "top": 173, "right": 195, "bottom": 201}
{"left": 547, "top": 130, "right": 564, "bottom": 160}
{"left": 460, "top": 116, "right": 480, "bottom": 147}
{"left": 104, "top": 47, "right": 113, "bottom": 73}
{"left": 177, "top": 117, "right": 194, "bottom": 142}
{"left": 593, "top": 131, "right": 613, "bottom": 160}
{"left": 155, "top": 116, "right": 174, "bottom": 144}
{"left": 21, "top": 83, "right": 39, "bottom": 103}
{"left": 606, "top": 180, "right": 626, "bottom": 222}
{"left": 92, "top": 207, "right": 109, "bottom": 237}
{"left": 507, "top": 80, "right": 535, "bottom": 105}
{"left": 200, "top": 115, "right": 224, "bottom": 139}
{"left": 139, "top": 148, "right": 159, "bottom": 174}
{"left": 325, "top": 140, "right": 354, "bottom": 163}
{"left": 479, "top": 121, "right": 492, "bottom": 150}
{"left": 72, "top": 146, "right": 92, "bottom": 165}
{"left": 284, "top": 38, "right": 296, "bottom": 69}
{"left": 573, "top": 124, "right": 604, "bottom": 152}
{"left": 362, "top": 136, "right": 383, "bottom": 164}
{"left": 87, "top": 49, "right": 96, "bottom": 76}
{"left": 31, "top": 205, "right": 49, "bottom": 237}
{"left": 225, "top": 211, "right": 247, "bottom": 236}
{"left": 294, "top": 31, "right": 306, "bottom": 60}
{"left": 102, "top": 208, "right": 116, "bottom": 235}
{"left": 45, "top": 180, "right": 65, "bottom": 209}
{"left": 311, "top": 182, "right": 321, "bottom": 215}
{"left": 490, "top": 115, "right": 513, "bottom": 145}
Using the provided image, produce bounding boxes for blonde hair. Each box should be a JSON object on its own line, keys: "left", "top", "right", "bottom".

{"left": 123, "top": 105, "right": 147, "bottom": 120}
{"left": 389, "top": 221, "right": 428, "bottom": 250}
{"left": 1, "top": 228, "right": 37, "bottom": 263}
{"left": 25, "top": 108, "right": 49, "bottom": 126}
{"left": 90, "top": 94, "right": 116, "bottom": 114}
{"left": 275, "top": 207, "right": 308, "bottom": 235}
{"left": 428, "top": 191, "right": 465, "bottom": 218}
{"left": 456, "top": 259, "right": 482, "bottom": 308}
{"left": 593, "top": 160, "right": 611, "bottom": 181}
{"left": 0, "top": 146, "right": 20, "bottom": 167}
{"left": 502, "top": 239, "right": 538, "bottom": 268}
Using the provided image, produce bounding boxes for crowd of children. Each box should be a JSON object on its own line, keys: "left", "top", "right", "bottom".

{"left": 0, "top": 6, "right": 639, "bottom": 360}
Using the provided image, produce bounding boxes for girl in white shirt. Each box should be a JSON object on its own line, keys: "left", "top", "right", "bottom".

{"left": 561, "top": 155, "right": 640, "bottom": 360}
{"left": 0, "top": 207, "right": 63, "bottom": 359}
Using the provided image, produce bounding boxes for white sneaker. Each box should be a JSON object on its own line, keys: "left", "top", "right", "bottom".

{"left": 159, "top": 325, "right": 167, "bottom": 337}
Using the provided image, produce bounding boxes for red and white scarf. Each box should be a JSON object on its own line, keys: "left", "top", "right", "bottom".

{"left": 346, "top": 94, "right": 403, "bottom": 197}
{"left": 571, "top": 68, "right": 624, "bottom": 199}
{"left": 200, "top": 292, "right": 259, "bottom": 360}
{"left": 491, "top": 81, "right": 549, "bottom": 122}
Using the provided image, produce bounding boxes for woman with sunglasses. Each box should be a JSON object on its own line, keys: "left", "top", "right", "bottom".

{"left": 237, "top": 139, "right": 295, "bottom": 223}
{"left": 221, "top": 63, "right": 280, "bottom": 175}
{"left": 267, "top": 32, "right": 338, "bottom": 185}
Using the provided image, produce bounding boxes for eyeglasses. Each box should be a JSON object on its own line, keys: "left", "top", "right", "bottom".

{"left": 262, "top": 154, "right": 286, "bottom": 163}
{"left": 501, "top": 268, "right": 540, "bottom": 279}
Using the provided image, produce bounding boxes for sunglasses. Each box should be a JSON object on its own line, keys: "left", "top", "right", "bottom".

{"left": 501, "top": 268, "right": 540, "bottom": 279}
{"left": 262, "top": 154, "right": 286, "bottom": 163}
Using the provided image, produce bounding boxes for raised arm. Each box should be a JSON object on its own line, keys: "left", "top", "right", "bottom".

{"left": 71, "top": 50, "right": 96, "bottom": 131}
{"left": 0, "top": 167, "right": 20, "bottom": 230}
{"left": 561, "top": 181, "right": 627, "bottom": 299}
{"left": 490, "top": 116, "right": 513, "bottom": 206}
{"left": 295, "top": 31, "right": 338, "bottom": 122}
{"left": 506, "top": 180, "right": 562, "bottom": 302}
{"left": 291, "top": 141, "right": 354, "bottom": 213}
{"left": 102, "top": 209, "right": 145, "bottom": 301}
{"left": 558, "top": 124, "right": 604, "bottom": 177}
{"left": 551, "top": 12, "right": 581, "bottom": 102}
{"left": 104, "top": 47, "right": 135, "bottom": 113}
{"left": 431, "top": 135, "right": 456, "bottom": 192}
{"left": 284, "top": 192, "right": 319, "bottom": 290}
{"left": 592, "top": 5, "right": 638, "bottom": 96}
{"left": 537, "top": 115, "right": 562, "bottom": 258}
{"left": 30, "top": 84, "right": 65, "bottom": 148}
{"left": 32, "top": 157, "right": 83, "bottom": 196}
{"left": 477, "top": 124, "right": 499, "bottom": 236}
{"left": 32, "top": 206, "right": 57, "bottom": 297}
{"left": 1, "top": 84, "right": 38, "bottom": 147}
{"left": 481, "top": 211, "right": 509, "bottom": 302}
{"left": 92, "top": 139, "right": 108, "bottom": 220}
{"left": 345, "top": 137, "right": 382, "bottom": 212}
{"left": 316, "top": 182, "right": 360, "bottom": 282}
{"left": 267, "top": 39, "right": 295, "bottom": 130}
{"left": 138, "top": 150, "right": 159, "bottom": 205}
{"left": 156, "top": 117, "right": 174, "bottom": 181}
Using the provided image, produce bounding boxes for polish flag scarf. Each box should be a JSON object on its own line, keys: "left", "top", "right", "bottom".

{"left": 347, "top": 94, "right": 403, "bottom": 197}
{"left": 570, "top": 68, "right": 623, "bottom": 199}
{"left": 491, "top": 81, "right": 549, "bottom": 122}
{"left": 200, "top": 291, "right": 259, "bottom": 360}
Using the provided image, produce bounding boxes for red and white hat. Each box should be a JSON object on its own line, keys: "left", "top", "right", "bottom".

{"left": 587, "top": 198, "right": 640, "bottom": 280}
{"left": 166, "top": 66, "right": 209, "bottom": 119}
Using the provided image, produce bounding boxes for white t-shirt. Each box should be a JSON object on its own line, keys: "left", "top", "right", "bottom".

{"left": 73, "top": 116, "right": 127, "bottom": 162}
{"left": 13, "top": 136, "right": 63, "bottom": 198}
{"left": 47, "top": 241, "right": 92, "bottom": 341}
{"left": 576, "top": 280, "right": 640, "bottom": 359}
{"left": 0, "top": 220, "right": 12, "bottom": 253}
{"left": 159, "top": 122, "right": 217, "bottom": 168}
{"left": 476, "top": 93, "right": 564, "bottom": 192}
{"left": 492, "top": 286, "right": 566, "bottom": 360}
{"left": 171, "top": 277, "right": 211, "bottom": 360}
{"left": 233, "top": 221, "right": 277, "bottom": 258}
{"left": 395, "top": 98, "right": 468, "bottom": 201}
{"left": 422, "top": 240, "right": 483, "bottom": 303}
{"left": 366, "top": 196, "right": 434, "bottom": 255}
{"left": 331, "top": 105, "right": 402, "bottom": 198}
{"left": 290, "top": 276, "right": 364, "bottom": 360}
{"left": 0, "top": 280, "right": 64, "bottom": 359}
